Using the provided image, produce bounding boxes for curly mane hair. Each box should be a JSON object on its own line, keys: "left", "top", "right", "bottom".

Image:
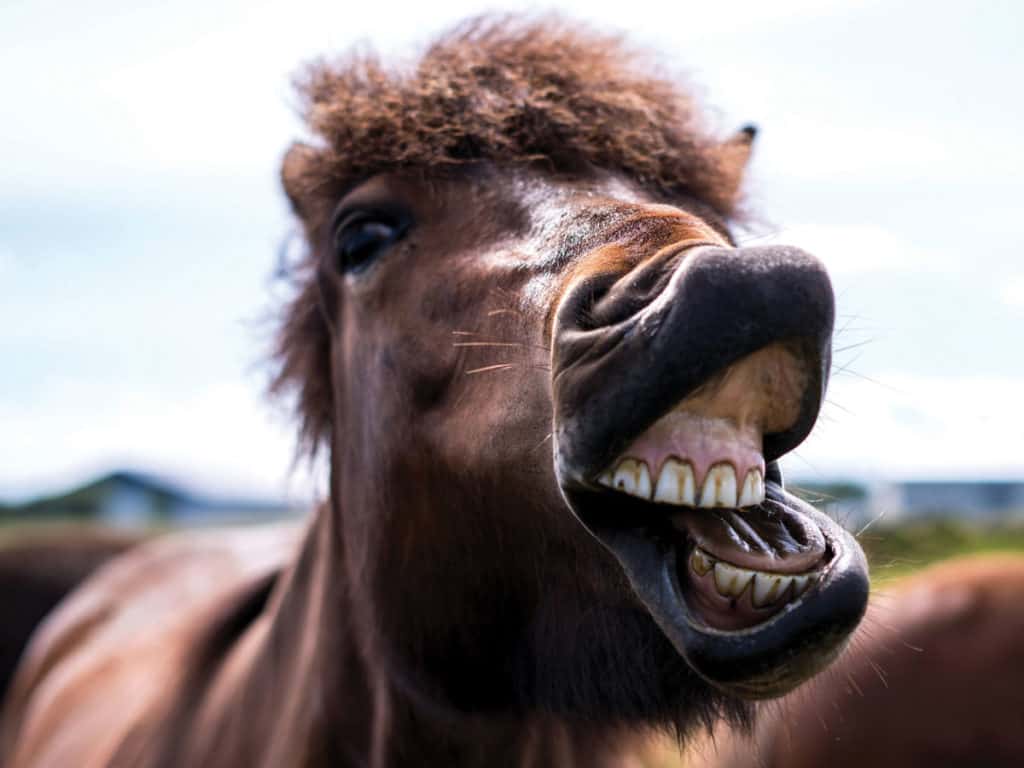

{"left": 273, "top": 16, "right": 747, "bottom": 455}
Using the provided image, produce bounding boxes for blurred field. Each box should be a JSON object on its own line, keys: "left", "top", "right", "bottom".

{"left": 859, "top": 519, "right": 1024, "bottom": 582}
{"left": 2, "top": 516, "right": 1022, "bottom": 768}
{"left": 4, "top": 515, "right": 1023, "bottom": 578}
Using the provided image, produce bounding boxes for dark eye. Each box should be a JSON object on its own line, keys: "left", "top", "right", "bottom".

{"left": 332, "top": 212, "right": 409, "bottom": 274}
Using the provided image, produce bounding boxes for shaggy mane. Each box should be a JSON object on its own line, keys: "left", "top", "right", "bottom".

{"left": 274, "top": 16, "right": 745, "bottom": 454}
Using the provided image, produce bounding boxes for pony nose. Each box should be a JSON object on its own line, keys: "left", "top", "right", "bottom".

{"left": 551, "top": 243, "right": 835, "bottom": 477}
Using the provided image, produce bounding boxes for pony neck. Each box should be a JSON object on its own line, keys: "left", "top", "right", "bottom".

{"left": 218, "top": 502, "right": 639, "bottom": 768}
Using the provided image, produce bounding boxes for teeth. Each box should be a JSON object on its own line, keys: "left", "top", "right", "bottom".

{"left": 692, "top": 547, "right": 819, "bottom": 607}
{"left": 738, "top": 469, "right": 765, "bottom": 508}
{"left": 690, "top": 547, "right": 714, "bottom": 576}
{"left": 635, "top": 462, "right": 652, "bottom": 498}
{"left": 700, "top": 464, "right": 738, "bottom": 508}
{"left": 609, "top": 459, "right": 652, "bottom": 499}
{"left": 653, "top": 459, "right": 697, "bottom": 505}
{"left": 752, "top": 572, "right": 793, "bottom": 608}
{"left": 713, "top": 561, "right": 753, "bottom": 598}
{"left": 603, "top": 458, "right": 757, "bottom": 509}
{"left": 791, "top": 573, "right": 816, "bottom": 597}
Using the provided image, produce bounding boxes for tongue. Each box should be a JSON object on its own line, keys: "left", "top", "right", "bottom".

{"left": 674, "top": 500, "right": 826, "bottom": 573}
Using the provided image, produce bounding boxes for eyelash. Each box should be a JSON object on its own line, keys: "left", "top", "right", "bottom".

{"left": 331, "top": 208, "right": 411, "bottom": 274}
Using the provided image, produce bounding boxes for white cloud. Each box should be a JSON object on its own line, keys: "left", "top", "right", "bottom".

{"left": 0, "top": 378, "right": 324, "bottom": 505}
{"left": 788, "top": 372, "right": 1024, "bottom": 482}
{"left": 999, "top": 276, "right": 1024, "bottom": 310}
{"left": 751, "top": 223, "right": 940, "bottom": 275}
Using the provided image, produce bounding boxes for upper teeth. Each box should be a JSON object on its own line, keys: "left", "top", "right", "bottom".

{"left": 598, "top": 458, "right": 764, "bottom": 508}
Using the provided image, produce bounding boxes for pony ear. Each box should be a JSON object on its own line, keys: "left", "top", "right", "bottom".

{"left": 281, "top": 142, "right": 319, "bottom": 220}
{"left": 717, "top": 124, "right": 757, "bottom": 206}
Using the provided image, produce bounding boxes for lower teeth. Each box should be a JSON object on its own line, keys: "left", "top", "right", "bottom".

{"left": 690, "top": 547, "right": 818, "bottom": 608}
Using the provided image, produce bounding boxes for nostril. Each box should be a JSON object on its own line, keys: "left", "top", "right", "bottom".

{"left": 589, "top": 251, "right": 686, "bottom": 324}
{"left": 559, "top": 244, "right": 695, "bottom": 334}
{"left": 554, "top": 272, "right": 621, "bottom": 334}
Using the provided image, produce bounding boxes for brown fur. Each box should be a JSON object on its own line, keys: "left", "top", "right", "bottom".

{"left": 0, "top": 530, "right": 142, "bottom": 704}
{"left": 273, "top": 16, "right": 746, "bottom": 454}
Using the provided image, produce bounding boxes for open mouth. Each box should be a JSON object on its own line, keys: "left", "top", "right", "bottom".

{"left": 551, "top": 244, "right": 868, "bottom": 699}
{"left": 556, "top": 343, "right": 869, "bottom": 699}
{"left": 594, "top": 404, "right": 830, "bottom": 634}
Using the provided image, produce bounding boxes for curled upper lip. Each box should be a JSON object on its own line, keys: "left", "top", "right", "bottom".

{"left": 551, "top": 245, "right": 835, "bottom": 482}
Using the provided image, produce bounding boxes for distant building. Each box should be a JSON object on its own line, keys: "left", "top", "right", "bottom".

{"left": 873, "top": 481, "right": 1024, "bottom": 522}
{"left": 791, "top": 479, "right": 1024, "bottom": 528}
{"left": 0, "top": 470, "right": 297, "bottom": 527}
{"left": 792, "top": 481, "right": 871, "bottom": 528}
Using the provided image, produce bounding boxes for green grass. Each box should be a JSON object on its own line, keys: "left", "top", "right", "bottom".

{"left": 859, "top": 518, "right": 1024, "bottom": 582}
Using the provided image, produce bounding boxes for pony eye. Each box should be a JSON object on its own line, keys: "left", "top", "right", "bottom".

{"left": 333, "top": 212, "right": 408, "bottom": 274}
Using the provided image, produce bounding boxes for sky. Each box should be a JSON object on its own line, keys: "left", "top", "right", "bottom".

{"left": 2, "top": 0, "right": 1023, "bottom": 502}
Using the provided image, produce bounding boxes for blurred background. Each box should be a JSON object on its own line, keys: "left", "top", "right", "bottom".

{"left": 3, "top": 0, "right": 1023, "bottom": 572}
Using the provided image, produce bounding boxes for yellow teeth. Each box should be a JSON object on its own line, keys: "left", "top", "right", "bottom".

{"left": 690, "top": 546, "right": 819, "bottom": 606}
{"left": 738, "top": 469, "right": 765, "bottom": 507}
{"left": 690, "top": 547, "right": 714, "bottom": 576}
{"left": 713, "top": 560, "right": 753, "bottom": 598}
{"left": 700, "top": 464, "right": 738, "bottom": 508}
{"left": 653, "top": 458, "right": 697, "bottom": 505}
{"left": 607, "top": 459, "right": 652, "bottom": 498}
{"left": 598, "top": 459, "right": 764, "bottom": 509}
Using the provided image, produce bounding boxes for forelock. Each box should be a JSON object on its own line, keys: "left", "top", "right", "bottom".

{"left": 281, "top": 15, "right": 741, "bottom": 233}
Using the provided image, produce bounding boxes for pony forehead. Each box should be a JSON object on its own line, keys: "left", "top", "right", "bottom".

{"left": 281, "top": 16, "right": 741, "bottom": 229}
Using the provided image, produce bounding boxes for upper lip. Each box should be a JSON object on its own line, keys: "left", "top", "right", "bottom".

{"left": 551, "top": 246, "right": 835, "bottom": 484}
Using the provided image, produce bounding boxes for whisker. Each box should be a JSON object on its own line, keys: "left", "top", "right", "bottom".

{"left": 453, "top": 341, "right": 527, "bottom": 348}
{"left": 787, "top": 450, "right": 820, "bottom": 474}
{"left": 465, "top": 363, "right": 517, "bottom": 375}
{"left": 846, "top": 672, "right": 864, "bottom": 698}
{"left": 833, "top": 338, "right": 876, "bottom": 354}
{"left": 830, "top": 352, "right": 864, "bottom": 377}
{"left": 833, "top": 365, "right": 904, "bottom": 394}
{"left": 855, "top": 510, "right": 886, "bottom": 538}
{"left": 824, "top": 398, "right": 854, "bottom": 416}
{"left": 867, "top": 659, "right": 889, "bottom": 688}
{"left": 451, "top": 336, "right": 549, "bottom": 353}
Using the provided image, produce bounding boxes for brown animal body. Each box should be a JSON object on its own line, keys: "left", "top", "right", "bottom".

{"left": 689, "top": 555, "right": 1024, "bottom": 768}
{"left": 0, "top": 530, "right": 141, "bottom": 703}
{"left": 0, "top": 19, "right": 870, "bottom": 767}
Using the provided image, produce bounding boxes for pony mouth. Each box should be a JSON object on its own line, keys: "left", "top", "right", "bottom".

{"left": 591, "top": 409, "right": 829, "bottom": 633}
{"left": 556, "top": 349, "right": 867, "bottom": 699}
{"left": 590, "top": 470, "right": 832, "bottom": 635}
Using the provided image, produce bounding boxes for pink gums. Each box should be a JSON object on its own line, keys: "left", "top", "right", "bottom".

{"left": 621, "top": 411, "right": 765, "bottom": 487}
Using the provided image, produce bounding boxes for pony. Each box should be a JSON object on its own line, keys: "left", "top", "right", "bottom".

{"left": 1, "top": 18, "right": 868, "bottom": 767}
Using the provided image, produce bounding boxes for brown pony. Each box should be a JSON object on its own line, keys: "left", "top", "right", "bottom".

{"left": 0, "top": 18, "right": 868, "bottom": 767}
{"left": 0, "top": 529, "right": 141, "bottom": 703}
{"left": 688, "top": 555, "right": 1024, "bottom": 768}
